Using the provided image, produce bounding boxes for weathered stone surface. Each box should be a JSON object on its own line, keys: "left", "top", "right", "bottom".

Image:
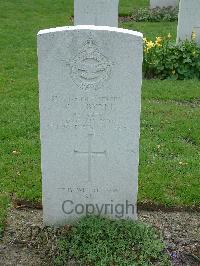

{"left": 74, "top": 0, "right": 119, "bottom": 27}
{"left": 150, "top": 0, "right": 179, "bottom": 8}
{"left": 38, "top": 25, "right": 143, "bottom": 225}
{"left": 193, "top": 27, "right": 200, "bottom": 44}
{"left": 177, "top": 0, "right": 200, "bottom": 43}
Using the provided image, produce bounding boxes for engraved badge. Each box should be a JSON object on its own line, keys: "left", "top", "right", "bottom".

{"left": 69, "top": 38, "right": 112, "bottom": 89}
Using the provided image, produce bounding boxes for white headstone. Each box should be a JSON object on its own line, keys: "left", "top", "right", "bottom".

{"left": 177, "top": 0, "right": 200, "bottom": 43}
{"left": 193, "top": 27, "right": 200, "bottom": 44}
{"left": 74, "top": 0, "right": 119, "bottom": 27}
{"left": 150, "top": 0, "right": 179, "bottom": 8}
{"left": 38, "top": 25, "right": 143, "bottom": 225}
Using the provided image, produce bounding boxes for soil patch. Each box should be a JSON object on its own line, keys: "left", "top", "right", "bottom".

{"left": 0, "top": 208, "right": 199, "bottom": 265}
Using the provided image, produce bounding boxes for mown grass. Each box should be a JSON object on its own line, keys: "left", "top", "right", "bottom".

{"left": 122, "top": 21, "right": 177, "bottom": 40}
{"left": 140, "top": 81, "right": 200, "bottom": 206}
{"left": 0, "top": 0, "right": 199, "bottom": 234}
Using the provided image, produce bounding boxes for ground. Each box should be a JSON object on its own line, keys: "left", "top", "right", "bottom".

{"left": 0, "top": 0, "right": 200, "bottom": 264}
{"left": 0, "top": 208, "right": 199, "bottom": 265}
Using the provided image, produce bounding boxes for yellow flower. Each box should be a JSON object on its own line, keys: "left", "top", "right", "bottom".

{"left": 143, "top": 37, "right": 147, "bottom": 43}
{"left": 155, "top": 41, "right": 162, "bottom": 47}
{"left": 168, "top": 33, "right": 172, "bottom": 39}
{"left": 172, "top": 70, "right": 176, "bottom": 75}
{"left": 156, "top": 37, "right": 162, "bottom": 43}
{"left": 146, "top": 41, "right": 154, "bottom": 49}
{"left": 191, "top": 31, "right": 196, "bottom": 40}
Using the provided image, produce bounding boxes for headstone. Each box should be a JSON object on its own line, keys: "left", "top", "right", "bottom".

{"left": 38, "top": 25, "right": 143, "bottom": 225}
{"left": 74, "top": 0, "right": 119, "bottom": 27}
{"left": 193, "top": 27, "right": 200, "bottom": 44}
{"left": 177, "top": 0, "right": 200, "bottom": 43}
{"left": 150, "top": 0, "right": 179, "bottom": 8}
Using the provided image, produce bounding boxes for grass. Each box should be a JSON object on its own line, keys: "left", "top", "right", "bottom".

{"left": 122, "top": 21, "right": 177, "bottom": 40}
{"left": 53, "top": 216, "right": 170, "bottom": 265}
{"left": 119, "top": 0, "right": 149, "bottom": 15}
{"left": 0, "top": 194, "right": 10, "bottom": 239}
{"left": 0, "top": 0, "right": 199, "bottom": 234}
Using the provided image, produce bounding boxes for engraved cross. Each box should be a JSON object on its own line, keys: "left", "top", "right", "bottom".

{"left": 74, "top": 134, "right": 106, "bottom": 182}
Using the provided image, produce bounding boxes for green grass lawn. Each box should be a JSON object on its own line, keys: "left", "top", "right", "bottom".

{"left": 0, "top": 0, "right": 199, "bottom": 233}
{"left": 122, "top": 21, "right": 177, "bottom": 40}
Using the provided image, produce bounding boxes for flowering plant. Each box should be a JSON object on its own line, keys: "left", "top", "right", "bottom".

{"left": 132, "top": 7, "right": 178, "bottom": 22}
{"left": 143, "top": 33, "right": 200, "bottom": 80}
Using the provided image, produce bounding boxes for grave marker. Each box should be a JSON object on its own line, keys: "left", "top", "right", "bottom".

{"left": 38, "top": 25, "right": 143, "bottom": 225}
{"left": 74, "top": 0, "right": 119, "bottom": 27}
{"left": 193, "top": 27, "right": 200, "bottom": 44}
{"left": 177, "top": 0, "right": 200, "bottom": 43}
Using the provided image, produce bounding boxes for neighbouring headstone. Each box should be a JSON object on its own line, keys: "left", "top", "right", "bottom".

{"left": 74, "top": 0, "right": 119, "bottom": 27}
{"left": 150, "top": 0, "right": 179, "bottom": 8}
{"left": 177, "top": 0, "right": 200, "bottom": 43}
{"left": 38, "top": 25, "right": 143, "bottom": 225}
{"left": 193, "top": 27, "right": 200, "bottom": 44}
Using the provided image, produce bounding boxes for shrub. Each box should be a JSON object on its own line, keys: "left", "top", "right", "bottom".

{"left": 132, "top": 7, "right": 178, "bottom": 22}
{"left": 143, "top": 33, "right": 200, "bottom": 80}
{"left": 54, "top": 216, "right": 170, "bottom": 266}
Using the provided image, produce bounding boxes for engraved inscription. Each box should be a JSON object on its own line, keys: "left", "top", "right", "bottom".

{"left": 69, "top": 38, "right": 113, "bottom": 89}
{"left": 57, "top": 187, "right": 119, "bottom": 199}
{"left": 46, "top": 95, "right": 123, "bottom": 130}
{"left": 58, "top": 187, "right": 119, "bottom": 193}
{"left": 74, "top": 134, "right": 106, "bottom": 182}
